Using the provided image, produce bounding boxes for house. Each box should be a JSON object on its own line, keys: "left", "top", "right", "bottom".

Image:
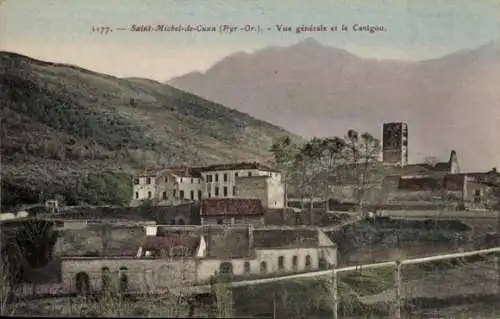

{"left": 131, "top": 162, "right": 284, "bottom": 207}
{"left": 168, "top": 167, "right": 204, "bottom": 202}
{"left": 57, "top": 225, "right": 337, "bottom": 295}
{"left": 131, "top": 167, "right": 204, "bottom": 206}
{"left": 200, "top": 198, "right": 265, "bottom": 226}
{"left": 198, "top": 162, "right": 282, "bottom": 200}
{"left": 131, "top": 168, "right": 174, "bottom": 206}
{"left": 384, "top": 171, "right": 498, "bottom": 209}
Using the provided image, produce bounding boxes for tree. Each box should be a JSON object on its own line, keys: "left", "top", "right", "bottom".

{"left": 269, "top": 136, "right": 299, "bottom": 208}
{"left": 317, "top": 137, "right": 347, "bottom": 213}
{"left": 343, "top": 130, "right": 381, "bottom": 214}
{"left": 290, "top": 145, "right": 319, "bottom": 225}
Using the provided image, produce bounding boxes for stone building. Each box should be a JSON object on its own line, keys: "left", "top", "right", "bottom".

{"left": 198, "top": 162, "right": 282, "bottom": 200}
{"left": 235, "top": 175, "right": 285, "bottom": 209}
{"left": 131, "top": 162, "right": 284, "bottom": 210}
{"left": 382, "top": 122, "right": 408, "bottom": 166}
{"left": 52, "top": 225, "right": 337, "bottom": 295}
{"left": 131, "top": 168, "right": 204, "bottom": 206}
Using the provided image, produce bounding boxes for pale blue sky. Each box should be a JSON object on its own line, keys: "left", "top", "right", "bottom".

{"left": 1, "top": 0, "right": 499, "bottom": 80}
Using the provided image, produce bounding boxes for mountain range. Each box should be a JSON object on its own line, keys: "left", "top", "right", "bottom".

{"left": 0, "top": 52, "right": 298, "bottom": 206}
{"left": 168, "top": 38, "right": 500, "bottom": 172}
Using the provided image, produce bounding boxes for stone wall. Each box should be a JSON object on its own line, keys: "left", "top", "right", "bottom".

{"left": 54, "top": 224, "right": 145, "bottom": 257}
{"left": 61, "top": 257, "right": 196, "bottom": 293}
{"left": 386, "top": 190, "right": 463, "bottom": 203}
{"left": 235, "top": 176, "right": 268, "bottom": 207}
{"left": 57, "top": 204, "right": 200, "bottom": 225}
{"left": 201, "top": 215, "right": 264, "bottom": 226}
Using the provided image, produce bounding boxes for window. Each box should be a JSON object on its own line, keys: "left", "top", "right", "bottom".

{"left": 217, "top": 219, "right": 223, "bottom": 224}
{"left": 233, "top": 186, "right": 236, "bottom": 196}
{"left": 243, "top": 262, "right": 251, "bottom": 276}
{"left": 224, "top": 173, "right": 228, "bottom": 182}
{"left": 191, "top": 178, "right": 194, "bottom": 184}
{"left": 178, "top": 219, "right": 185, "bottom": 225}
{"left": 474, "top": 190, "right": 481, "bottom": 203}
{"left": 180, "top": 178, "right": 183, "bottom": 183}
{"left": 134, "top": 178, "right": 140, "bottom": 185}
{"left": 173, "top": 189, "right": 177, "bottom": 198}
{"left": 190, "top": 190, "right": 194, "bottom": 200}
{"left": 292, "top": 256, "right": 298, "bottom": 271}
{"left": 198, "top": 179, "right": 201, "bottom": 184}
{"left": 223, "top": 187, "right": 228, "bottom": 197}
{"left": 235, "top": 172, "right": 239, "bottom": 178}
{"left": 295, "top": 214, "right": 301, "bottom": 226}
{"left": 260, "top": 261, "right": 267, "bottom": 274}
{"left": 171, "top": 219, "right": 176, "bottom": 225}
{"left": 248, "top": 172, "right": 252, "bottom": 177}
{"left": 146, "top": 177, "right": 151, "bottom": 184}
{"left": 278, "top": 256, "right": 285, "bottom": 271}
{"left": 135, "top": 192, "right": 139, "bottom": 199}
{"left": 305, "top": 255, "right": 312, "bottom": 269}
{"left": 147, "top": 191, "right": 152, "bottom": 199}
{"left": 198, "top": 190, "right": 202, "bottom": 200}
{"left": 180, "top": 190, "right": 185, "bottom": 200}
{"left": 164, "top": 176, "right": 168, "bottom": 183}
{"left": 208, "top": 192, "right": 211, "bottom": 198}
{"left": 219, "top": 262, "right": 233, "bottom": 280}
{"left": 207, "top": 175, "right": 212, "bottom": 182}
{"left": 162, "top": 191, "right": 167, "bottom": 200}
{"left": 215, "top": 187, "right": 219, "bottom": 196}
{"left": 215, "top": 174, "right": 219, "bottom": 182}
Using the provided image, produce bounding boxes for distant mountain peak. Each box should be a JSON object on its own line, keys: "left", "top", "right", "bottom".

{"left": 296, "top": 37, "right": 323, "bottom": 47}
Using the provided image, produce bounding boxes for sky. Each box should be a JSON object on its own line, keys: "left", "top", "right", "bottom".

{"left": 1, "top": 0, "right": 500, "bottom": 81}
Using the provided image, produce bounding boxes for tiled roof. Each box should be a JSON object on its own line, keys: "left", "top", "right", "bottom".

{"left": 137, "top": 168, "right": 167, "bottom": 177}
{"left": 201, "top": 198, "right": 264, "bottom": 217}
{"left": 252, "top": 228, "right": 319, "bottom": 249}
{"left": 168, "top": 167, "right": 202, "bottom": 178}
{"left": 398, "top": 176, "right": 442, "bottom": 191}
{"left": 205, "top": 227, "right": 251, "bottom": 258}
{"left": 198, "top": 162, "right": 280, "bottom": 173}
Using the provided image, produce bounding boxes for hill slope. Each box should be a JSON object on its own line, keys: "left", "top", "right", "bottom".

{"left": 168, "top": 39, "right": 500, "bottom": 172}
{"left": 0, "top": 51, "right": 299, "bottom": 207}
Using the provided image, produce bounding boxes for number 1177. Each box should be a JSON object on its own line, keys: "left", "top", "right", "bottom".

{"left": 92, "top": 26, "right": 112, "bottom": 34}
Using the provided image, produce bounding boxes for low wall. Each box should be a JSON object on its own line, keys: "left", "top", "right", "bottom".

{"left": 61, "top": 257, "right": 197, "bottom": 293}
{"left": 54, "top": 203, "right": 201, "bottom": 224}
{"left": 341, "top": 242, "right": 476, "bottom": 266}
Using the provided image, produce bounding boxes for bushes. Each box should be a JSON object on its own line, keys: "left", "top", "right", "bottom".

{"left": 1, "top": 171, "right": 132, "bottom": 208}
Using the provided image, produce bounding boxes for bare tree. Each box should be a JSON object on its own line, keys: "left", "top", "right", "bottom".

{"left": 290, "top": 144, "right": 321, "bottom": 225}
{"left": 318, "top": 137, "right": 347, "bottom": 213}
{"left": 270, "top": 136, "right": 300, "bottom": 208}
{"left": 343, "top": 130, "right": 381, "bottom": 215}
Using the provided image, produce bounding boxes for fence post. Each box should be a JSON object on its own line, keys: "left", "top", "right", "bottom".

{"left": 393, "top": 260, "right": 402, "bottom": 319}
{"left": 332, "top": 266, "right": 338, "bottom": 319}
